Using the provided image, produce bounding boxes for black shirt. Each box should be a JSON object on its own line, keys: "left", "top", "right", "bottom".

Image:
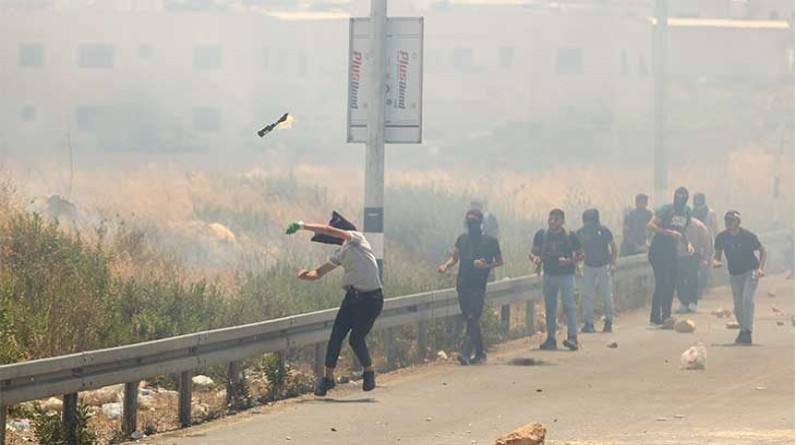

{"left": 577, "top": 225, "right": 614, "bottom": 267}
{"left": 622, "top": 208, "right": 653, "bottom": 254}
{"left": 455, "top": 233, "right": 501, "bottom": 289}
{"left": 650, "top": 204, "right": 690, "bottom": 256}
{"left": 715, "top": 229, "right": 761, "bottom": 276}
{"left": 532, "top": 229, "right": 582, "bottom": 276}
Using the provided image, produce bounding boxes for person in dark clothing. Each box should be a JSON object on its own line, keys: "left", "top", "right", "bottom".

{"left": 647, "top": 187, "right": 691, "bottom": 327}
{"left": 576, "top": 209, "right": 617, "bottom": 333}
{"left": 285, "top": 212, "right": 384, "bottom": 396}
{"left": 713, "top": 211, "right": 766, "bottom": 345}
{"left": 621, "top": 194, "right": 654, "bottom": 257}
{"left": 692, "top": 192, "right": 719, "bottom": 300}
{"left": 530, "top": 209, "right": 585, "bottom": 351}
{"left": 439, "top": 209, "right": 503, "bottom": 365}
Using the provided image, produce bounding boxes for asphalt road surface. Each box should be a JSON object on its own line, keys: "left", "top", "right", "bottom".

{"left": 151, "top": 274, "right": 795, "bottom": 445}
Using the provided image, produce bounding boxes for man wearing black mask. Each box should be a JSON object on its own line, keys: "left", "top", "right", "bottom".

{"left": 439, "top": 209, "right": 503, "bottom": 365}
{"left": 647, "top": 187, "right": 691, "bottom": 327}
{"left": 285, "top": 212, "right": 383, "bottom": 396}
{"left": 576, "top": 209, "right": 617, "bottom": 333}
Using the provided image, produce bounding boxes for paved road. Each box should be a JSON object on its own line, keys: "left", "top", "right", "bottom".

{"left": 152, "top": 275, "right": 794, "bottom": 445}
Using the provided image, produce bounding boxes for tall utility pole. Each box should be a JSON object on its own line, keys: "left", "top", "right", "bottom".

{"left": 364, "top": 0, "right": 387, "bottom": 278}
{"left": 653, "top": 0, "right": 668, "bottom": 207}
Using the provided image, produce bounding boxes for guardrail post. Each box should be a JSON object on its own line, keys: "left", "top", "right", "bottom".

{"left": 500, "top": 304, "right": 511, "bottom": 330}
{"left": 178, "top": 371, "right": 192, "bottom": 428}
{"left": 122, "top": 381, "right": 139, "bottom": 438}
{"left": 62, "top": 393, "right": 78, "bottom": 440}
{"left": 313, "top": 343, "right": 325, "bottom": 378}
{"left": 416, "top": 321, "right": 427, "bottom": 362}
{"left": 385, "top": 328, "right": 396, "bottom": 370}
{"left": 276, "top": 350, "right": 286, "bottom": 380}
{"left": 226, "top": 361, "right": 246, "bottom": 411}
{"left": 1, "top": 404, "right": 7, "bottom": 444}
{"left": 525, "top": 300, "right": 536, "bottom": 335}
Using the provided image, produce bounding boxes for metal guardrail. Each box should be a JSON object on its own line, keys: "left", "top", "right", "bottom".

{"left": 0, "top": 229, "right": 787, "bottom": 442}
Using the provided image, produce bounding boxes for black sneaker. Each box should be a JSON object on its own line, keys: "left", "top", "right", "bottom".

{"left": 457, "top": 355, "right": 470, "bottom": 366}
{"left": 581, "top": 323, "right": 596, "bottom": 334}
{"left": 470, "top": 354, "right": 487, "bottom": 365}
{"left": 314, "top": 377, "right": 336, "bottom": 396}
{"left": 563, "top": 337, "right": 579, "bottom": 351}
{"left": 738, "top": 330, "right": 753, "bottom": 345}
{"left": 540, "top": 339, "right": 557, "bottom": 351}
{"left": 362, "top": 371, "right": 376, "bottom": 391}
{"left": 603, "top": 320, "right": 613, "bottom": 333}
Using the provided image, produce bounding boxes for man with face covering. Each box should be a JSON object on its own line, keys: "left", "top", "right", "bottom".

{"left": 530, "top": 209, "right": 585, "bottom": 350}
{"left": 647, "top": 187, "right": 691, "bottom": 327}
{"left": 713, "top": 211, "right": 766, "bottom": 345}
{"left": 692, "top": 192, "right": 718, "bottom": 300}
{"left": 285, "top": 212, "right": 383, "bottom": 396}
{"left": 576, "top": 209, "right": 617, "bottom": 333}
{"left": 439, "top": 209, "right": 503, "bottom": 365}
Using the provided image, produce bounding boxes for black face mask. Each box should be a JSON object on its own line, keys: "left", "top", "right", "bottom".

{"left": 467, "top": 220, "right": 482, "bottom": 237}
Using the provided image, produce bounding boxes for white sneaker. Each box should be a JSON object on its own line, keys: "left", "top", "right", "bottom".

{"left": 675, "top": 305, "right": 689, "bottom": 314}
{"left": 688, "top": 303, "right": 698, "bottom": 312}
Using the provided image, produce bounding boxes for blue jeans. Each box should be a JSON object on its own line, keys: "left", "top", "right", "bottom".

{"left": 581, "top": 265, "right": 614, "bottom": 324}
{"left": 543, "top": 274, "right": 578, "bottom": 340}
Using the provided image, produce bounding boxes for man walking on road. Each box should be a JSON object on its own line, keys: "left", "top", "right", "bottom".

{"left": 531, "top": 209, "right": 585, "bottom": 350}
{"left": 713, "top": 211, "right": 766, "bottom": 345}
{"left": 621, "top": 194, "right": 653, "bottom": 257}
{"left": 675, "top": 216, "right": 712, "bottom": 314}
{"left": 439, "top": 209, "right": 503, "bottom": 365}
{"left": 576, "top": 209, "right": 617, "bottom": 333}
{"left": 285, "top": 212, "right": 384, "bottom": 396}
{"left": 692, "top": 192, "right": 719, "bottom": 300}
{"left": 647, "top": 187, "right": 691, "bottom": 327}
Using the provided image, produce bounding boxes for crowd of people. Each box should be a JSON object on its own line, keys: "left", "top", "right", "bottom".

{"left": 283, "top": 188, "right": 768, "bottom": 396}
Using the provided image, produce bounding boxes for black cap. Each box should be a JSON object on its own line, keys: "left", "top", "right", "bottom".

{"left": 311, "top": 211, "right": 357, "bottom": 245}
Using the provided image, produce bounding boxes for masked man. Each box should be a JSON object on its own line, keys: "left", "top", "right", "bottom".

{"left": 647, "top": 187, "right": 691, "bottom": 327}
{"left": 285, "top": 212, "right": 383, "bottom": 396}
{"left": 439, "top": 209, "right": 503, "bottom": 365}
{"left": 576, "top": 209, "right": 617, "bottom": 333}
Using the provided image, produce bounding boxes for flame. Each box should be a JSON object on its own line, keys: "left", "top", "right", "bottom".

{"left": 276, "top": 114, "right": 295, "bottom": 130}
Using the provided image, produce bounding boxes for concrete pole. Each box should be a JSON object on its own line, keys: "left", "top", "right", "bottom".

{"left": 653, "top": 0, "right": 668, "bottom": 207}
{"left": 365, "top": 0, "right": 387, "bottom": 278}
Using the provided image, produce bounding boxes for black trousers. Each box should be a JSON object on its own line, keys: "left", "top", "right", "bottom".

{"left": 324, "top": 288, "right": 384, "bottom": 369}
{"left": 676, "top": 255, "right": 699, "bottom": 307}
{"left": 649, "top": 248, "right": 678, "bottom": 324}
{"left": 457, "top": 285, "right": 486, "bottom": 359}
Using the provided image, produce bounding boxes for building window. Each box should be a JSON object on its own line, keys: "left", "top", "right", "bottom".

{"left": 556, "top": 48, "right": 582, "bottom": 74}
{"left": 76, "top": 106, "right": 101, "bottom": 132}
{"left": 621, "top": 50, "right": 630, "bottom": 76}
{"left": 19, "top": 43, "right": 44, "bottom": 68}
{"left": 638, "top": 54, "right": 649, "bottom": 79}
{"left": 139, "top": 44, "right": 154, "bottom": 60}
{"left": 451, "top": 47, "right": 473, "bottom": 72}
{"left": 499, "top": 47, "right": 513, "bottom": 69}
{"left": 79, "top": 44, "right": 114, "bottom": 68}
{"left": 22, "top": 106, "right": 37, "bottom": 122}
{"left": 193, "top": 107, "right": 220, "bottom": 132}
{"left": 193, "top": 45, "right": 222, "bottom": 70}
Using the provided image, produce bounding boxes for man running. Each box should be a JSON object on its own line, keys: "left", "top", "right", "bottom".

{"left": 285, "top": 212, "right": 383, "bottom": 396}
{"left": 647, "top": 187, "right": 691, "bottom": 327}
{"left": 576, "top": 209, "right": 617, "bottom": 333}
{"left": 439, "top": 209, "right": 503, "bottom": 365}
{"left": 530, "top": 209, "right": 584, "bottom": 350}
{"left": 713, "top": 211, "right": 766, "bottom": 345}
